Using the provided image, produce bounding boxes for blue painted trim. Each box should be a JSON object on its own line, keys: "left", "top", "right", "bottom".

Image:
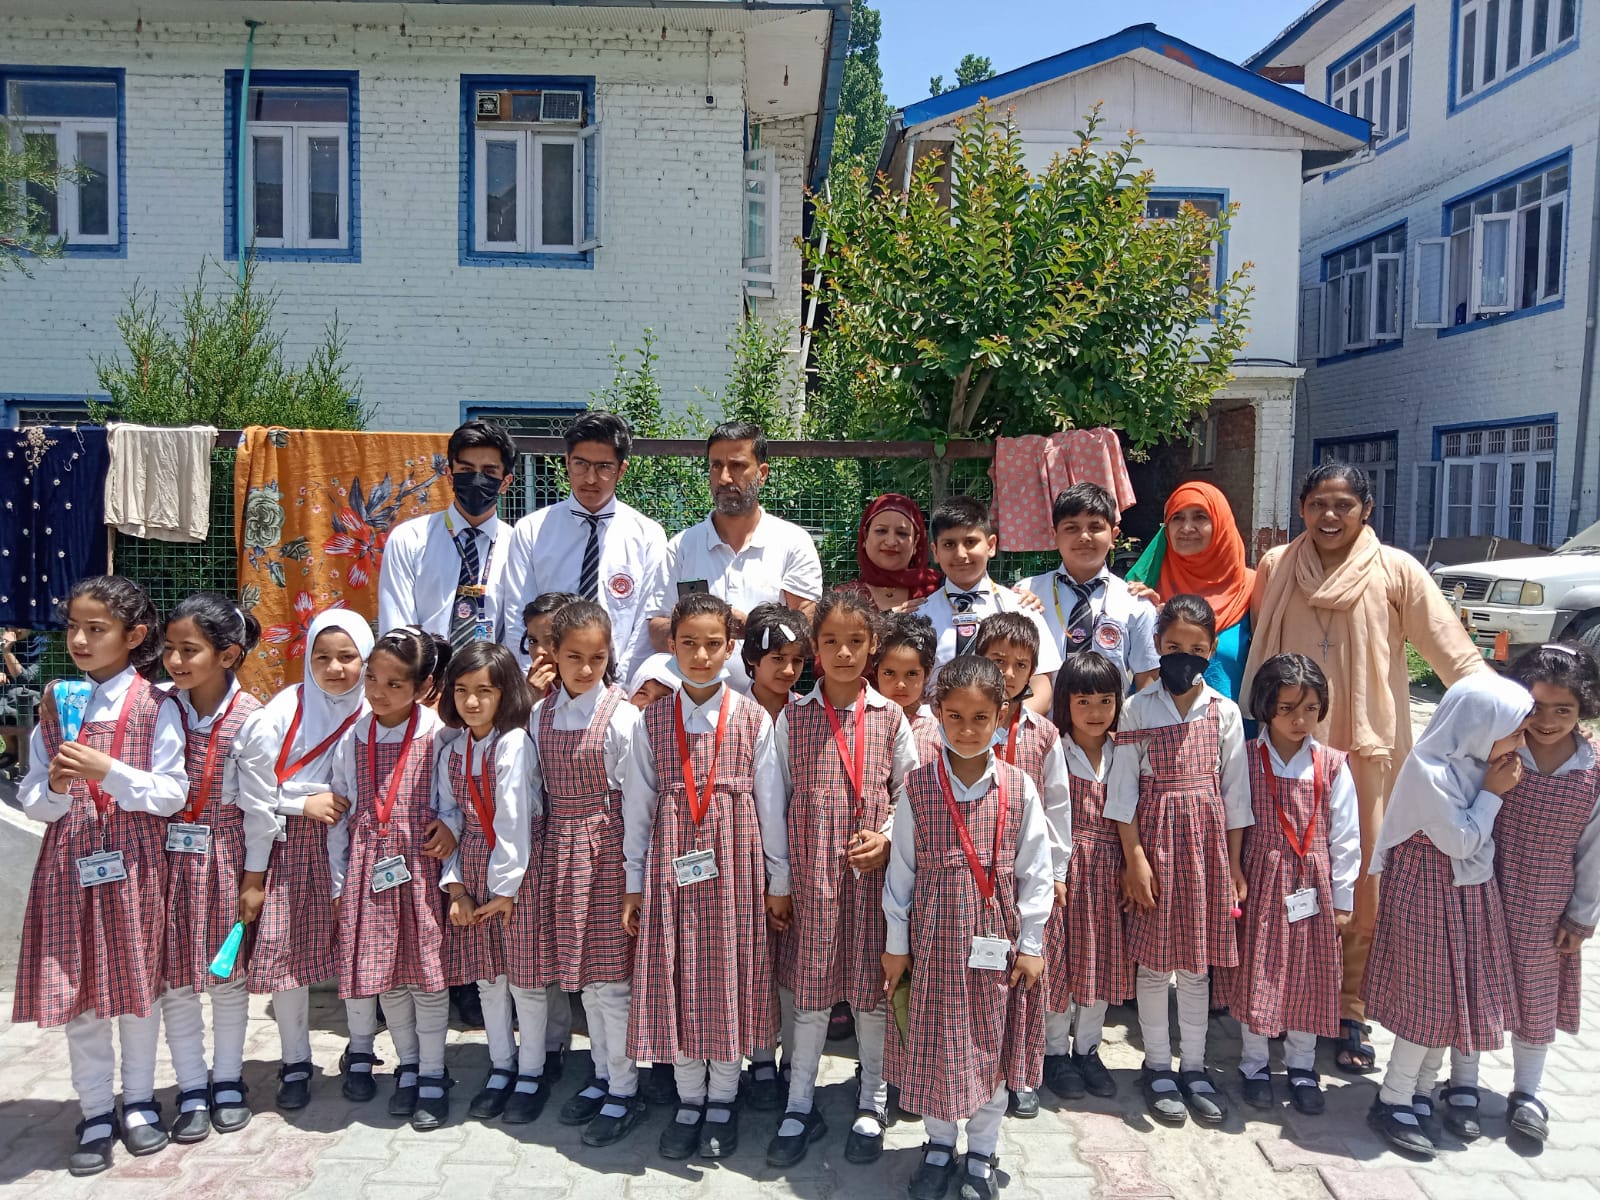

{"left": 808, "top": 2, "right": 851, "bottom": 192}
{"left": 1311, "top": 429, "right": 1399, "bottom": 467}
{"left": 1, "top": 391, "right": 103, "bottom": 428}
{"left": 897, "top": 24, "right": 1370, "bottom": 145}
{"left": 1327, "top": 9, "right": 1415, "bottom": 79}
{"left": 1316, "top": 339, "right": 1406, "bottom": 367}
{"left": 1448, "top": 0, "right": 1582, "bottom": 114}
{"left": 1431, "top": 411, "right": 1558, "bottom": 460}
{"left": 1246, "top": 0, "right": 1352, "bottom": 69}
{"left": 458, "top": 74, "right": 597, "bottom": 269}
{"left": 1437, "top": 297, "right": 1566, "bottom": 336}
{"left": 1318, "top": 218, "right": 1407, "bottom": 275}
{"left": 1148, "top": 186, "right": 1229, "bottom": 322}
{"left": 460, "top": 400, "right": 587, "bottom": 425}
{"left": 1440, "top": 147, "right": 1573, "bottom": 214}
{"left": 223, "top": 69, "right": 361, "bottom": 263}
{"left": 0, "top": 65, "right": 127, "bottom": 259}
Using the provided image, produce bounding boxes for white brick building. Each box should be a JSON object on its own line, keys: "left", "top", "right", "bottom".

{"left": 877, "top": 25, "right": 1370, "bottom": 555}
{"left": 0, "top": 0, "right": 847, "bottom": 432}
{"left": 1249, "top": 0, "right": 1599, "bottom": 553}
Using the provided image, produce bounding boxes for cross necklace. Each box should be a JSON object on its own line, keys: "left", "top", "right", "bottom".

{"left": 1313, "top": 609, "right": 1336, "bottom": 660}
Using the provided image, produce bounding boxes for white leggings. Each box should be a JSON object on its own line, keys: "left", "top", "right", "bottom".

{"left": 1045, "top": 998, "right": 1108, "bottom": 1057}
{"left": 63, "top": 1008, "right": 162, "bottom": 1121}
{"left": 160, "top": 981, "right": 251, "bottom": 1094}
{"left": 1449, "top": 1039, "right": 1550, "bottom": 1096}
{"left": 674, "top": 1057, "right": 742, "bottom": 1106}
{"left": 346, "top": 987, "right": 450, "bottom": 1076}
{"left": 1378, "top": 1037, "right": 1446, "bottom": 1107}
{"left": 271, "top": 985, "right": 312, "bottom": 1064}
{"left": 923, "top": 1083, "right": 1008, "bottom": 1158}
{"left": 476, "top": 975, "right": 550, "bottom": 1076}
{"left": 1136, "top": 966, "right": 1210, "bottom": 1072}
{"left": 580, "top": 980, "right": 638, "bottom": 1097}
{"left": 1241, "top": 1026, "right": 1317, "bottom": 1076}
{"left": 784, "top": 1000, "right": 888, "bottom": 1115}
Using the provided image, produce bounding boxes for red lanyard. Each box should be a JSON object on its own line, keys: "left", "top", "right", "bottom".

{"left": 935, "top": 753, "right": 1009, "bottom": 905}
{"left": 182, "top": 690, "right": 242, "bottom": 822}
{"left": 674, "top": 689, "right": 730, "bottom": 825}
{"left": 275, "top": 687, "right": 361, "bottom": 786}
{"left": 1001, "top": 705, "right": 1023, "bottom": 765}
{"left": 822, "top": 685, "right": 868, "bottom": 826}
{"left": 367, "top": 705, "right": 421, "bottom": 836}
{"left": 85, "top": 676, "right": 145, "bottom": 819}
{"left": 1259, "top": 742, "right": 1324, "bottom": 859}
{"left": 464, "top": 733, "right": 498, "bottom": 851}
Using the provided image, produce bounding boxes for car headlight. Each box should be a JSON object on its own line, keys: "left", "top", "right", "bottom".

{"left": 1488, "top": 580, "right": 1544, "bottom": 605}
{"left": 1519, "top": 581, "right": 1544, "bottom": 605}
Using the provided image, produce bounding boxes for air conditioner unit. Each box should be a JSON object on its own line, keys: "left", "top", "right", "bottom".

{"left": 540, "top": 90, "right": 583, "bottom": 123}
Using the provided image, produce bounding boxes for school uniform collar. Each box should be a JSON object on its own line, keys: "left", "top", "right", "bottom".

{"left": 941, "top": 574, "right": 998, "bottom": 604}
{"left": 87, "top": 665, "right": 140, "bottom": 707}
{"left": 1257, "top": 731, "right": 1317, "bottom": 773}
{"left": 565, "top": 493, "right": 618, "bottom": 521}
{"left": 940, "top": 747, "right": 998, "bottom": 799}
{"left": 678, "top": 683, "right": 729, "bottom": 722}
{"left": 553, "top": 683, "right": 605, "bottom": 720}
{"left": 794, "top": 681, "right": 893, "bottom": 712}
{"left": 1518, "top": 735, "right": 1598, "bottom": 777}
{"left": 1056, "top": 564, "right": 1113, "bottom": 590}
{"left": 363, "top": 707, "right": 421, "bottom": 742}
{"left": 989, "top": 704, "right": 1042, "bottom": 748}
{"left": 464, "top": 727, "right": 500, "bottom": 769}
{"left": 445, "top": 502, "right": 501, "bottom": 543}
{"left": 1136, "top": 678, "right": 1222, "bottom": 723}
{"left": 705, "top": 508, "right": 774, "bottom": 554}
{"left": 175, "top": 675, "right": 242, "bottom": 732}
{"left": 1062, "top": 736, "right": 1111, "bottom": 782}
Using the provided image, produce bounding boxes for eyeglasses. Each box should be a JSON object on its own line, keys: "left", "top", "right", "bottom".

{"left": 569, "top": 456, "right": 621, "bottom": 480}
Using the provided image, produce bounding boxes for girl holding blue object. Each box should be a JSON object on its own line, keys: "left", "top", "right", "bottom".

{"left": 14, "top": 576, "right": 190, "bottom": 1177}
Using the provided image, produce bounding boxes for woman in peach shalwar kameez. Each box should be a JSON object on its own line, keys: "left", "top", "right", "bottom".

{"left": 1242, "top": 464, "right": 1484, "bottom": 1073}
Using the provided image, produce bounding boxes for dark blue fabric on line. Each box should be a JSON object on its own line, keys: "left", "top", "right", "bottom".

{"left": 0, "top": 426, "right": 109, "bottom": 629}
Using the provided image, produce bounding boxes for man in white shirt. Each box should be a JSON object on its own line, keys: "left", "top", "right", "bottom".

{"left": 498, "top": 412, "right": 667, "bottom": 682}
{"left": 642, "top": 422, "right": 823, "bottom": 691}
{"left": 377, "top": 420, "right": 516, "bottom": 647}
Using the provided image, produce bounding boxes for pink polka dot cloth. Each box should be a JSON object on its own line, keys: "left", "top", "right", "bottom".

{"left": 988, "top": 430, "right": 1136, "bottom": 551}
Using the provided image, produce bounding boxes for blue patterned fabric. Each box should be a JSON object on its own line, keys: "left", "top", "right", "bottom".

{"left": 0, "top": 426, "right": 110, "bottom": 629}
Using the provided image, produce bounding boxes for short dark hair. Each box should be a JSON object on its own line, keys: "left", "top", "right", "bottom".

{"left": 1297, "top": 462, "right": 1374, "bottom": 509}
{"left": 1051, "top": 650, "right": 1125, "bottom": 739}
{"left": 448, "top": 419, "right": 516, "bottom": 474}
{"left": 974, "top": 612, "right": 1039, "bottom": 673}
{"left": 438, "top": 641, "right": 533, "bottom": 733}
{"left": 1508, "top": 642, "right": 1600, "bottom": 719}
{"left": 522, "top": 592, "right": 581, "bottom": 656}
{"left": 930, "top": 495, "right": 995, "bottom": 540}
{"left": 708, "top": 420, "right": 767, "bottom": 464}
{"left": 551, "top": 599, "right": 619, "bottom": 687}
{"left": 670, "top": 590, "right": 734, "bottom": 637}
{"left": 933, "top": 653, "right": 1007, "bottom": 708}
{"left": 1155, "top": 593, "right": 1218, "bottom": 641}
{"left": 565, "top": 411, "right": 632, "bottom": 463}
{"left": 878, "top": 612, "right": 937, "bottom": 674}
{"left": 1051, "top": 482, "right": 1119, "bottom": 527}
{"left": 167, "top": 591, "right": 262, "bottom": 668}
{"left": 371, "top": 626, "right": 453, "bottom": 704}
{"left": 741, "top": 602, "right": 810, "bottom": 675}
{"left": 66, "top": 575, "right": 163, "bottom": 678}
{"left": 1247, "top": 652, "right": 1329, "bottom": 726}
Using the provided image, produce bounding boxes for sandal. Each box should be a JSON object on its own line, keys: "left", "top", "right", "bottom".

{"left": 1507, "top": 1091, "right": 1549, "bottom": 1144}
{"left": 1335, "top": 1019, "right": 1377, "bottom": 1074}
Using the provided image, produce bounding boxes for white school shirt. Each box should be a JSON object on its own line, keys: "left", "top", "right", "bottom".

{"left": 1103, "top": 681, "right": 1253, "bottom": 831}
{"left": 377, "top": 504, "right": 507, "bottom": 641}
{"left": 620, "top": 685, "right": 790, "bottom": 896}
{"left": 1022, "top": 565, "right": 1160, "bottom": 686}
{"left": 233, "top": 684, "right": 365, "bottom": 827}
{"left": 326, "top": 705, "right": 456, "bottom": 899}
{"left": 19, "top": 665, "right": 189, "bottom": 824}
{"left": 1517, "top": 737, "right": 1600, "bottom": 930}
{"left": 882, "top": 749, "right": 1055, "bottom": 957}
{"left": 527, "top": 682, "right": 642, "bottom": 798}
{"left": 1256, "top": 735, "right": 1362, "bottom": 911}
{"left": 920, "top": 576, "right": 1064, "bottom": 679}
{"left": 995, "top": 708, "right": 1073, "bottom": 880}
{"left": 173, "top": 679, "right": 282, "bottom": 874}
{"left": 437, "top": 727, "right": 538, "bottom": 899}
{"left": 642, "top": 509, "right": 824, "bottom": 691}
{"left": 774, "top": 682, "right": 921, "bottom": 836}
{"left": 499, "top": 494, "right": 667, "bottom": 680}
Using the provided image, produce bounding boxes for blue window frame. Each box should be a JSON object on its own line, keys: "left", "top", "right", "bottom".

{"left": 1317, "top": 222, "right": 1406, "bottom": 360}
{"left": 1, "top": 66, "right": 125, "bottom": 258}
{"left": 459, "top": 75, "right": 600, "bottom": 268}
{"left": 2, "top": 392, "right": 99, "bottom": 429}
{"left": 224, "top": 69, "right": 359, "bottom": 263}
{"left": 1145, "top": 188, "right": 1228, "bottom": 319}
{"left": 1451, "top": 0, "right": 1580, "bottom": 113}
{"left": 1327, "top": 10, "right": 1413, "bottom": 152}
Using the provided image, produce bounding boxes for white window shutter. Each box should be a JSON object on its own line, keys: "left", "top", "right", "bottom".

{"left": 1471, "top": 212, "right": 1515, "bottom": 315}
{"left": 1344, "top": 264, "right": 1374, "bottom": 351}
{"left": 1298, "top": 285, "right": 1322, "bottom": 363}
{"left": 1320, "top": 278, "right": 1343, "bottom": 357}
{"left": 741, "top": 147, "right": 778, "bottom": 288}
{"left": 1413, "top": 237, "right": 1449, "bottom": 327}
{"left": 578, "top": 121, "right": 603, "bottom": 252}
{"left": 1372, "top": 252, "right": 1403, "bottom": 340}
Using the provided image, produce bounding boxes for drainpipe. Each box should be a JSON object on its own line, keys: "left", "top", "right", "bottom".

{"left": 1568, "top": 119, "right": 1600, "bottom": 537}
{"left": 235, "top": 20, "right": 262, "bottom": 288}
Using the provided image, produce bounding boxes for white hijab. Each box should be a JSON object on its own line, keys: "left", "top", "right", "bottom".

{"left": 260, "top": 608, "right": 374, "bottom": 762}
{"left": 1372, "top": 672, "right": 1532, "bottom": 885}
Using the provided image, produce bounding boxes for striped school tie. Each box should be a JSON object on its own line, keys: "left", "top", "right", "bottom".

{"left": 578, "top": 512, "right": 605, "bottom": 602}
{"left": 450, "top": 529, "right": 481, "bottom": 651}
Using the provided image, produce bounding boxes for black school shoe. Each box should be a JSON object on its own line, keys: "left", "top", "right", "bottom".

{"left": 844, "top": 1108, "right": 888, "bottom": 1164}
{"left": 559, "top": 1075, "right": 610, "bottom": 1125}
{"left": 582, "top": 1094, "right": 646, "bottom": 1148}
{"left": 170, "top": 1089, "right": 212, "bottom": 1143}
{"left": 1411, "top": 1093, "right": 1442, "bottom": 1144}
{"left": 907, "top": 1142, "right": 959, "bottom": 1200}
{"left": 1440, "top": 1086, "right": 1482, "bottom": 1140}
{"left": 210, "top": 1079, "right": 252, "bottom": 1133}
{"left": 410, "top": 1075, "right": 454, "bottom": 1132}
{"left": 640, "top": 1062, "right": 679, "bottom": 1107}
{"left": 339, "top": 1047, "right": 381, "bottom": 1103}
{"left": 698, "top": 1101, "right": 740, "bottom": 1159}
{"left": 1179, "top": 1069, "right": 1229, "bottom": 1124}
{"left": 1508, "top": 1092, "right": 1550, "bottom": 1143}
{"left": 1240, "top": 1070, "right": 1275, "bottom": 1110}
{"left": 1140, "top": 1067, "right": 1187, "bottom": 1125}
{"left": 501, "top": 1074, "right": 550, "bottom": 1125}
{"left": 1367, "top": 1098, "right": 1438, "bottom": 1158}
{"left": 120, "top": 1100, "right": 170, "bottom": 1156}
{"left": 277, "top": 1061, "right": 314, "bottom": 1111}
{"left": 1044, "top": 1054, "right": 1087, "bottom": 1100}
{"left": 68, "top": 1113, "right": 118, "bottom": 1178}
{"left": 1007, "top": 1087, "right": 1040, "bottom": 1118}
{"left": 746, "top": 1061, "right": 785, "bottom": 1111}
{"left": 1076, "top": 1049, "right": 1117, "bottom": 1098}
{"left": 766, "top": 1108, "right": 827, "bottom": 1167}
{"left": 659, "top": 1105, "right": 704, "bottom": 1160}
{"left": 1286, "top": 1069, "right": 1325, "bottom": 1116}
{"left": 388, "top": 1064, "right": 421, "bottom": 1118}
{"left": 468, "top": 1068, "right": 517, "bottom": 1120}
{"left": 957, "top": 1153, "right": 999, "bottom": 1200}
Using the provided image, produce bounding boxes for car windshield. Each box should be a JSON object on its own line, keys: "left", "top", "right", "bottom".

{"left": 1555, "top": 520, "right": 1600, "bottom": 554}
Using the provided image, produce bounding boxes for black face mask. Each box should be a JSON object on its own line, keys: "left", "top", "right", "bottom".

{"left": 452, "top": 471, "right": 502, "bottom": 518}
{"left": 1158, "top": 651, "right": 1210, "bottom": 695}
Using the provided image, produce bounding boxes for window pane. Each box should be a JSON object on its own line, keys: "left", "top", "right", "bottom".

{"left": 1547, "top": 164, "right": 1568, "bottom": 194}
{"left": 1520, "top": 205, "right": 1542, "bottom": 308}
{"left": 1532, "top": 0, "right": 1549, "bottom": 53}
{"left": 1477, "top": 465, "right": 1498, "bottom": 534}
{"left": 1507, "top": 0, "right": 1524, "bottom": 67}
{"left": 1511, "top": 426, "right": 1531, "bottom": 452}
{"left": 746, "top": 196, "right": 768, "bottom": 261}
{"left": 1462, "top": 11, "right": 1477, "bottom": 92}
{"left": 1396, "top": 54, "right": 1411, "bottom": 130}
{"left": 1380, "top": 66, "right": 1393, "bottom": 133}
{"left": 252, "top": 135, "right": 284, "bottom": 240}
{"left": 539, "top": 140, "right": 575, "bottom": 247}
{"left": 1449, "top": 228, "right": 1473, "bottom": 322}
{"left": 1509, "top": 462, "right": 1525, "bottom": 541}
{"left": 1363, "top": 77, "right": 1375, "bottom": 119}
{"left": 1333, "top": 67, "right": 1346, "bottom": 90}
{"left": 248, "top": 87, "right": 348, "bottom": 123}
{"left": 75, "top": 129, "right": 109, "bottom": 237}
{"left": 1536, "top": 423, "right": 1556, "bottom": 451}
{"left": 484, "top": 139, "right": 519, "bottom": 244}
{"left": 1559, "top": 0, "right": 1577, "bottom": 41}
{"left": 23, "top": 131, "right": 60, "bottom": 236}
{"left": 1534, "top": 460, "right": 1553, "bottom": 544}
{"left": 1447, "top": 463, "right": 1473, "bottom": 536}
{"left": 1346, "top": 266, "right": 1370, "bottom": 343}
{"left": 1451, "top": 204, "right": 1472, "bottom": 233}
{"left": 1484, "top": 0, "right": 1500, "bottom": 81}
{"left": 7, "top": 78, "right": 117, "bottom": 118}
{"left": 1444, "top": 432, "right": 1463, "bottom": 457}
{"left": 306, "top": 136, "right": 339, "bottom": 241}
{"left": 1544, "top": 199, "right": 1565, "bottom": 298}
{"left": 1480, "top": 217, "right": 1511, "bottom": 308}
{"left": 1488, "top": 429, "right": 1506, "bottom": 454}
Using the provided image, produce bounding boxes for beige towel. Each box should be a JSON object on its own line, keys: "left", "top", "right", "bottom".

{"left": 104, "top": 423, "right": 217, "bottom": 542}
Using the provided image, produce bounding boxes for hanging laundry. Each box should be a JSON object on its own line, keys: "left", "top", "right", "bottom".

{"left": 234, "top": 426, "right": 452, "bottom": 700}
{"left": 0, "top": 426, "right": 110, "bottom": 629}
{"left": 104, "top": 422, "right": 217, "bottom": 542}
{"left": 988, "top": 429, "right": 1136, "bottom": 551}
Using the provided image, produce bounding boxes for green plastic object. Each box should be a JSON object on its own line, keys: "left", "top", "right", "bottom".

{"left": 209, "top": 921, "right": 246, "bottom": 978}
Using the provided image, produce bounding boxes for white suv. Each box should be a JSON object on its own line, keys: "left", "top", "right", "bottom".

{"left": 1433, "top": 521, "right": 1600, "bottom": 662}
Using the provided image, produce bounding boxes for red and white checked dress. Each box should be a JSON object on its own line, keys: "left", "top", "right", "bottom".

{"left": 536, "top": 685, "right": 635, "bottom": 990}
{"left": 164, "top": 690, "right": 262, "bottom": 992}
{"left": 442, "top": 735, "right": 542, "bottom": 989}
{"left": 910, "top": 709, "right": 942, "bottom": 766}
{"left": 1219, "top": 744, "right": 1344, "bottom": 1039}
{"left": 338, "top": 721, "right": 449, "bottom": 998}
{"left": 885, "top": 759, "right": 1046, "bottom": 1124}
{"left": 247, "top": 790, "right": 338, "bottom": 996}
{"left": 626, "top": 692, "right": 776, "bottom": 1064}
{"left": 1118, "top": 706, "right": 1238, "bottom": 974}
{"left": 1056, "top": 768, "right": 1133, "bottom": 1009}
{"left": 773, "top": 695, "right": 898, "bottom": 1013}
{"left": 1493, "top": 745, "right": 1599, "bottom": 1043}
{"left": 14, "top": 677, "right": 174, "bottom": 1027}
{"left": 1001, "top": 712, "right": 1071, "bottom": 1011}
{"left": 1362, "top": 833, "right": 1518, "bottom": 1053}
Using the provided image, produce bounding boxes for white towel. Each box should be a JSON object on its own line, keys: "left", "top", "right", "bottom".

{"left": 104, "top": 423, "right": 217, "bottom": 542}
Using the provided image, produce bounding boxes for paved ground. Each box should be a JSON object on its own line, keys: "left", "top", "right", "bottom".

{"left": 3, "top": 688, "right": 1597, "bottom": 1198}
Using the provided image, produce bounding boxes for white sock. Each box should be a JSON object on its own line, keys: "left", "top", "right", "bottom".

{"left": 1512, "top": 1037, "right": 1549, "bottom": 1096}
{"left": 852, "top": 1111, "right": 884, "bottom": 1137}
{"left": 675, "top": 1107, "right": 701, "bottom": 1125}
{"left": 79, "top": 1115, "right": 114, "bottom": 1144}
{"left": 123, "top": 1107, "right": 159, "bottom": 1128}
{"left": 514, "top": 1075, "right": 542, "bottom": 1094}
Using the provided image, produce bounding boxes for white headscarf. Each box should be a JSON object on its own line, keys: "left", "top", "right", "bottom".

{"left": 625, "top": 652, "right": 681, "bottom": 699}
{"left": 255, "top": 608, "right": 374, "bottom": 763}
{"left": 1372, "top": 672, "right": 1533, "bottom": 885}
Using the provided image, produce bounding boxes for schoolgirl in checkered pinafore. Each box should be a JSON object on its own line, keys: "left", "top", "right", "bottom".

{"left": 875, "top": 610, "right": 940, "bottom": 766}
{"left": 14, "top": 576, "right": 191, "bottom": 1176}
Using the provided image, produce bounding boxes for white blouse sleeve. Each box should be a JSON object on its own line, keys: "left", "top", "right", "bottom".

{"left": 1039, "top": 741, "right": 1074, "bottom": 880}
{"left": 1012, "top": 777, "right": 1055, "bottom": 957}
{"left": 882, "top": 799, "right": 918, "bottom": 956}
{"left": 621, "top": 717, "right": 661, "bottom": 893}
{"left": 1326, "top": 759, "right": 1362, "bottom": 911}
{"left": 1216, "top": 700, "right": 1254, "bottom": 831}
{"left": 486, "top": 731, "right": 535, "bottom": 898}
{"left": 104, "top": 696, "right": 189, "bottom": 817}
{"left": 752, "top": 713, "right": 791, "bottom": 897}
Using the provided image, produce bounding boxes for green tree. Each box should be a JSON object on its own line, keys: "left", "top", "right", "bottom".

{"left": 831, "top": 0, "right": 892, "bottom": 172}
{"left": 930, "top": 52, "right": 997, "bottom": 96}
{"left": 807, "top": 105, "right": 1252, "bottom": 499}
{"left": 0, "top": 121, "right": 84, "bottom": 274}
{"left": 92, "top": 258, "right": 367, "bottom": 430}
